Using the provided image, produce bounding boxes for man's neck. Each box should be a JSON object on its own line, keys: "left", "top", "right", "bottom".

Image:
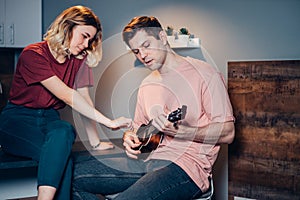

{"left": 159, "top": 53, "right": 185, "bottom": 74}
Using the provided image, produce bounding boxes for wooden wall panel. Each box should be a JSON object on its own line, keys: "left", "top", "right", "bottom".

{"left": 228, "top": 60, "right": 300, "bottom": 200}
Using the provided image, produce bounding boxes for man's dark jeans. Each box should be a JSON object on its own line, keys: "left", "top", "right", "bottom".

{"left": 72, "top": 156, "right": 203, "bottom": 200}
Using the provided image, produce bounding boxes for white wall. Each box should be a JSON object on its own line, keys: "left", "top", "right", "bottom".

{"left": 44, "top": 0, "right": 300, "bottom": 73}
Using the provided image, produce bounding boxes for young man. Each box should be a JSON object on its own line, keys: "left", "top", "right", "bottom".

{"left": 72, "top": 16, "right": 235, "bottom": 200}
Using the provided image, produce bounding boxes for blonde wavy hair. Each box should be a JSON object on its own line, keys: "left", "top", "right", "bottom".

{"left": 44, "top": 5, "right": 102, "bottom": 67}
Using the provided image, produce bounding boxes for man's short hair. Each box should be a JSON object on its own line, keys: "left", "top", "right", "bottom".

{"left": 122, "top": 16, "right": 163, "bottom": 46}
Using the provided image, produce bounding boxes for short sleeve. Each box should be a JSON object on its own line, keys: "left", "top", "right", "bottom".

{"left": 74, "top": 61, "right": 94, "bottom": 89}
{"left": 202, "top": 72, "right": 234, "bottom": 123}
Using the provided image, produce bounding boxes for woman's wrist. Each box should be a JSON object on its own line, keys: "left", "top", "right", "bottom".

{"left": 99, "top": 117, "right": 113, "bottom": 128}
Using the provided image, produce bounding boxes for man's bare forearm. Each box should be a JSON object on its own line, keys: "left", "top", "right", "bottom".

{"left": 172, "top": 121, "right": 235, "bottom": 144}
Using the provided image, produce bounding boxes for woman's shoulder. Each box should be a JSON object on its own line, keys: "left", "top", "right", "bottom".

{"left": 19, "top": 41, "right": 51, "bottom": 64}
{"left": 23, "top": 41, "right": 48, "bottom": 55}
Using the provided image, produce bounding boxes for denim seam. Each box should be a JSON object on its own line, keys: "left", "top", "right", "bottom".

{"left": 151, "top": 179, "right": 192, "bottom": 200}
{"left": 73, "top": 191, "right": 84, "bottom": 200}
{"left": 73, "top": 174, "right": 142, "bottom": 180}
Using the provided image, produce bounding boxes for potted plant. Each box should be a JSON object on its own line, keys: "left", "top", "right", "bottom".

{"left": 179, "top": 27, "right": 190, "bottom": 35}
{"left": 177, "top": 27, "right": 190, "bottom": 44}
{"left": 165, "top": 26, "right": 174, "bottom": 36}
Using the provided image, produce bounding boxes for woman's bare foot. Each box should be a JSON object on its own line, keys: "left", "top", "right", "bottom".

{"left": 92, "top": 141, "right": 114, "bottom": 150}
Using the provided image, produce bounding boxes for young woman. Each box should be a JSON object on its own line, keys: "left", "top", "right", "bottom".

{"left": 0, "top": 6, "right": 132, "bottom": 200}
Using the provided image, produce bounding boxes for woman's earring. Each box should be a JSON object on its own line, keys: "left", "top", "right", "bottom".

{"left": 65, "top": 49, "right": 71, "bottom": 59}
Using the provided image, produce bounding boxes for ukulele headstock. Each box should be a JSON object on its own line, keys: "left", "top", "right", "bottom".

{"left": 167, "top": 105, "right": 187, "bottom": 126}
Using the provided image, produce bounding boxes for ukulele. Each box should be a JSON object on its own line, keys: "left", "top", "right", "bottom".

{"left": 133, "top": 105, "right": 187, "bottom": 159}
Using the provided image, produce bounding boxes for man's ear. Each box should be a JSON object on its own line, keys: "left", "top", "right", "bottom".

{"left": 159, "top": 30, "right": 168, "bottom": 46}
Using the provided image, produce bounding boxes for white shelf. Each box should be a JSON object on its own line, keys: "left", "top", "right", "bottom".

{"left": 167, "top": 36, "right": 200, "bottom": 49}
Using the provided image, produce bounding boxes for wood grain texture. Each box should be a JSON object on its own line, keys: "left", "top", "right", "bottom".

{"left": 228, "top": 60, "right": 300, "bottom": 200}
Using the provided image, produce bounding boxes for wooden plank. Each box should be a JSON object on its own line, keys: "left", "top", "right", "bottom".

{"left": 228, "top": 60, "right": 300, "bottom": 199}
{"left": 229, "top": 181, "right": 300, "bottom": 200}
{"left": 230, "top": 126, "right": 300, "bottom": 161}
{"left": 229, "top": 156, "right": 300, "bottom": 189}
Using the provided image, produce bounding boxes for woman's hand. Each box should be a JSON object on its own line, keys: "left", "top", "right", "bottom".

{"left": 123, "top": 130, "right": 141, "bottom": 159}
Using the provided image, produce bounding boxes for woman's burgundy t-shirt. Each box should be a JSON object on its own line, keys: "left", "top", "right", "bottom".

{"left": 9, "top": 41, "right": 94, "bottom": 110}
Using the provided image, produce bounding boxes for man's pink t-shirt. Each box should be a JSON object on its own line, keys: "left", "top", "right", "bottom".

{"left": 133, "top": 56, "right": 234, "bottom": 191}
{"left": 9, "top": 41, "right": 93, "bottom": 110}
